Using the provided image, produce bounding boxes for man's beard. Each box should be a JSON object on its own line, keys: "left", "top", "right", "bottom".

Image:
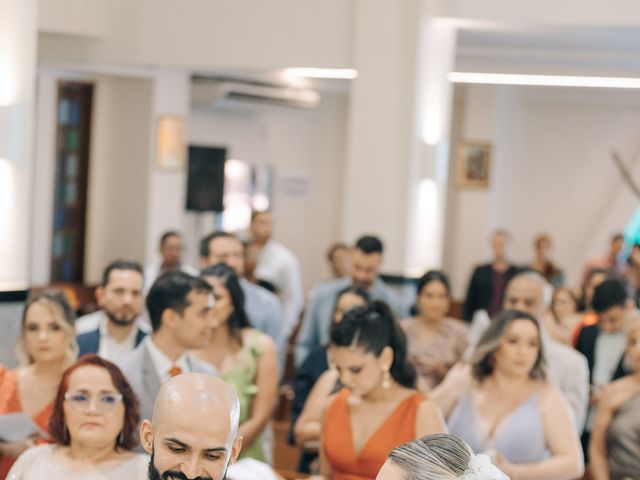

{"left": 104, "top": 308, "right": 137, "bottom": 327}
{"left": 148, "top": 449, "right": 225, "bottom": 480}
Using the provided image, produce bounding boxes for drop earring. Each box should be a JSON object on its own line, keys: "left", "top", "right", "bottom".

{"left": 381, "top": 369, "right": 391, "bottom": 390}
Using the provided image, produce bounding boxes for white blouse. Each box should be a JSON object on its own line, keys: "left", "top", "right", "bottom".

{"left": 7, "top": 445, "right": 148, "bottom": 480}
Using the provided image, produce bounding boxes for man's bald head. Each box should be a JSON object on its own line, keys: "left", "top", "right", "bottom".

{"left": 152, "top": 374, "right": 240, "bottom": 437}
{"left": 503, "top": 271, "right": 552, "bottom": 322}
{"left": 141, "top": 373, "right": 242, "bottom": 480}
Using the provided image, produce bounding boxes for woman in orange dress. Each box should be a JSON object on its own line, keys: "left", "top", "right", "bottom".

{"left": 317, "top": 301, "right": 446, "bottom": 480}
{"left": 0, "top": 290, "right": 77, "bottom": 477}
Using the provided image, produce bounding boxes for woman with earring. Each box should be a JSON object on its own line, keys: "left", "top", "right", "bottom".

{"left": 7, "top": 354, "right": 147, "bottom": 479}
{"left": 446, "top": 310, "right": 584, "bottom": 480}
{"left": 193, "top": 263, "right": 279, "bottom": 463}
{"left": 589, "top": 317, "right": 640, "bottom": 480}
{"left": 0, "top": 290, "right": 78, "bottom": 477}
{"left": 313, "top": 301, "right": 446, "bottom": 480}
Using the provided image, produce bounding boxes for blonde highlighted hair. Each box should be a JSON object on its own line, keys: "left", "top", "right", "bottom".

{"left": 387, "top": 433, "right": 473, "bottom": 479}
{"left": 15, "top": 289, "right": 78, "bottom": 367}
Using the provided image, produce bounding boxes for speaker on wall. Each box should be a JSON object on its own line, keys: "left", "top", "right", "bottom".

{"left": 186, "top": 145, "right": 226, "bottom": 212}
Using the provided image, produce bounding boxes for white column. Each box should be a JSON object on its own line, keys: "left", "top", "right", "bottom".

{"left": 0, "top": 0, "right": 38, "bottom": 287}
{"left": 342, "top": 0, "right": 456, "bottom": 275}
{"left": 404, "top": 18, "right": 457, "bottom": 275}
{"left": 145, "top": 69, "right": 206, "bottom": 267}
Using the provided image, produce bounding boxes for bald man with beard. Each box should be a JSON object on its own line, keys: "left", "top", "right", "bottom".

{"left": 140, "top": 374, "right": 242, "bottom": 480}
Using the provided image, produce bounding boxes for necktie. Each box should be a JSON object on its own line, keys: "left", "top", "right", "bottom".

{"left": 169, "top": 366, "right": 182, "bottom": 377}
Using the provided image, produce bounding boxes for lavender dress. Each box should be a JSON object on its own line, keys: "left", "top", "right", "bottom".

{"left": 447, "top": 391, "right": 549, "bottom": 463}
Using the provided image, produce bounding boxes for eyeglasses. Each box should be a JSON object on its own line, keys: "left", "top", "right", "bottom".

{"left": 64, "top": 391, "right": 123, "bottom": 412}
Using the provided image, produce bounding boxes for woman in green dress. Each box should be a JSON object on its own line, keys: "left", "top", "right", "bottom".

{"left": 193, "top": 263, "right": 279, "bottom": 463}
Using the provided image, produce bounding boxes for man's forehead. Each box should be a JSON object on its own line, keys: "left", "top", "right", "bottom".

{"left": 210, "top": 237, "right": 242, "bottom": 254}
{"left": 506, "top": 279, "right": 542, "bottom": 300}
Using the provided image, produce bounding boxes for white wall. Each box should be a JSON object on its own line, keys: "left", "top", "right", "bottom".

{"left": 447, "top": 84, "right": 640, "bottom": 299}
{"left": 84, "top": 76, "right": 153, "bottom": 283}
{"left": 188, "top": 94, "right": 349, "bottom": 290}
{"left": 38, "top": 0, "right": 354, "bottom": 71}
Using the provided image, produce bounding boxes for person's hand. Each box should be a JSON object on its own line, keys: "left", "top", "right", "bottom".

{"left": 490, "top": 451, "right": 519, "bottom": 480}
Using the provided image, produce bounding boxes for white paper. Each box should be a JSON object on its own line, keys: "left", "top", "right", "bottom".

{"left": 0, "top": 413, "right": 45, "bottom": 443}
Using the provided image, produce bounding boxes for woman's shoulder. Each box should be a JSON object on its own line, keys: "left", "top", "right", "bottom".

{"left": 598, "top": 377, "right": 640, "bottom": 410}
{"left": 444, "top": 317, "right": 468, "bottom": 334}
{"left": 242, "top": 328, "right": 275, "bottom": 353}
{"left": 7, "top": 444, "right": 54, "bottom": 475}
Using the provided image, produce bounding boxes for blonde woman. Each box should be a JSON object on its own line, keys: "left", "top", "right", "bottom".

{"left": 377, "top": 433, "right": 508, "bottom": 480}
{"left": 589, "top": 317, "right": 640, "bottom": 480}
{"left": 0, "top": 290, "right": 78, "bottom": 476}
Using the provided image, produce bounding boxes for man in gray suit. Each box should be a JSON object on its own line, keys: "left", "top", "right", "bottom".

{"left": 200, "top": 231, "right": 286, "bottom": 372}
{"left": 119, "top": 271, "right": 218, "bottom": 433}
{"left": 295, "top": 235, "right": 410, "bottom": 367}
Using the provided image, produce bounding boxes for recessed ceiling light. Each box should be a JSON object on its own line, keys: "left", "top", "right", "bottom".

{"left": 448, "top": 72, "right": 640, "bottom": 89}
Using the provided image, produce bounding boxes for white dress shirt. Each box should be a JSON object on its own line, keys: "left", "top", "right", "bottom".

{"left": 144, "top": 337, "right": 192, "bottom": 383}
{"left": 96, "top": 316, "right": 144, "bottom": 363}
{"left": 254, "top": 239, "right": 304, "bottom": 339}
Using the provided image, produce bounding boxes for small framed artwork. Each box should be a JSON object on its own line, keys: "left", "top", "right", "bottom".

{"left": 456, "top": 141, "right": 492, "bottom": 188}
{"left": 156, "top": 114, "right": 187, "bottom": 171}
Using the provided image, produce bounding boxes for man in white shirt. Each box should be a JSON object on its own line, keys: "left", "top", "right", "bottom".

{"left": 249, "top": 211, "right": 304, "bottom": 340}
{"left": 144, "top": 230, "right": 198, "bottom": 293}
{"left": 76, "top": 260, "right": 150, "bottom": 362}
{"left": 119, "top": 271, "right": 218, "bottom": 435}
{"left": 200, "top": 231, "right": 285, "bottom": 372}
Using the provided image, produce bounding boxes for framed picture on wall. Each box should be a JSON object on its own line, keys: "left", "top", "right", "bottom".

{"left": 456, "top": 141, "right": 492, "bottom": 188}
{"left": 156, "top": 114, "right": 186, "bottom": 171}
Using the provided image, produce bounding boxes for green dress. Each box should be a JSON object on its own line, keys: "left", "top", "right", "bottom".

{"left": 221, "top": 329, "right": 266, "bottom": 462}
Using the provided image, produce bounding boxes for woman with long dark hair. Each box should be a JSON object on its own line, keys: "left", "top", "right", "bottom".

{"left": 317, "top": 301, "right": 446, "bottom": 480}
{"left": 193, "top": 263, "right": 278, "bottom": 463}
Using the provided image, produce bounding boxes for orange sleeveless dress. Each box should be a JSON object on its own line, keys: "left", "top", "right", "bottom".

{"left": 323, "top": 388, "right": 425, "bottom": 480}
{"left": 0, "top": 367, "right": 53, "bottom": 478}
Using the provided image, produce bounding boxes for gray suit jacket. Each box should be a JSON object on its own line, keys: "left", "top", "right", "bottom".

{"left": 118, "top": 339, "right": 217, "bottom": 449}
{"left": 240, "top": 278, "right": 285, "bottom": 373}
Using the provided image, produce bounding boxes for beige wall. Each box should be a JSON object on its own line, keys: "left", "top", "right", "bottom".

{"left": 84, "top": 76, "right": 153, "bottom": 283}
{"left": 447, "top": 84, "right": 640, "bottom": 299}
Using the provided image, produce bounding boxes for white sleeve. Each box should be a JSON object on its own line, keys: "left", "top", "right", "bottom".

{"left": 6, "top": 445, "right": 46, "bottom": 479}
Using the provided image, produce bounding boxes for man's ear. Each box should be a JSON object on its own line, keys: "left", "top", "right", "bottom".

{"left": 140, "top": 419, "right": 154, "bottom": 454}
{"left": 161, "top": 309, "right": 180, "bottom": 331}
{"left": 228, "top": 435, "right": 243, "bottom": 465}
{"left": 95, "top": 286, "right": 105, "bottom": 307}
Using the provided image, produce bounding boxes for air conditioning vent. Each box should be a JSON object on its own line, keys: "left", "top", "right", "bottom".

{"left": 192, "top": 80, "right": 321, "bottom": 110}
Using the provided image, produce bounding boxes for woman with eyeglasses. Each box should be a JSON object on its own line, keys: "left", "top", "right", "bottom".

{"left": 0, "top": 289, "right": 78, "bottom": 477}
{"left": 7, "top": 354, "right": 147, "bottom": 479}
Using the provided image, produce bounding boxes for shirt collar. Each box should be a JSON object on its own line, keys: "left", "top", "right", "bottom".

{"left": 145, "top": 337, "right": 190, "bottom": 380}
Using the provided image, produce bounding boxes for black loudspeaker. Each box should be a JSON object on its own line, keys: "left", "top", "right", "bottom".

{"left": 186, "top": 146, "right": 226, "bottom": 212}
